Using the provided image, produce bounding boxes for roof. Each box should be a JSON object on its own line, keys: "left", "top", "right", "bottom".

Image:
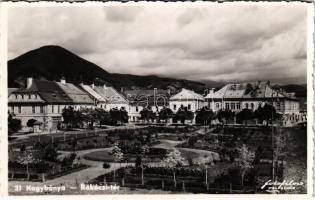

{"left": 170, "top": 88, "right": 205, "bottom": 101}
{"left": 79, "top": 84, "right": 106, "bottom": 102}
{"left": 13, "top": 79, "right": 72, "bottom": 103}
{"left": 56, "top": 82, "right": 94, "bottom": 104}
{"left": 205, "top": 81, "right": 290, "bottom": 100}
{"left": 94, "top": 86, "right": 128, "bottom": 104}
{"left": 124, "top": 89, "right": 171, "bottom": 106}
{"left": 8, "top": 88, "right": 18, "bottom": 97}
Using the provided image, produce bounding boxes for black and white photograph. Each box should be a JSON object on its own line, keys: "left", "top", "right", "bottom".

{"left": 1, "top": 1, "right": 313, "bottom": 196}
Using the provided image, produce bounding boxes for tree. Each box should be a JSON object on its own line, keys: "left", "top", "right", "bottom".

{"left": 62, "top": 106, "right": 84, "bottom": 128}
{"left": 27, "top": 119, "right": 37, "bottom": 132}
{"left": 254, "top": 103, "right": 281, "bottom": 126}
{"left": 174, "top": 105, "right": 194, "bottom": 124}
{"left": 8, "top": 113, "right": 21, "bottom": 134}
{"left": 17, "top": 150, "right": 41, "bottom": 180}
{"left": 195, "top": 106, "right": 216, "bottom": 125}
{"left": 217, "top": 109, "right": 235, "bottom": 125}
{"left": 237, "top": 108, "right": 254, "bottom": 126}
{"left": 237, "top": 144, "right": 255, "bottom": 187}
{"left": 43, "top": 144, "right": 58, "bottom": 162}
{"left": 162, "top": 149, "right": 186, "bottom": 187}
{"left": 158, "top": 107, "right": 174, "bottom": 123}
{"left": 140, "top": 145, "right": 150, "bottom": 185}
{"left": 111, "top": 142, "right": 124, "bottom": 181}
{"left": 110, "top": 108, "right": 128, "bottom": 125}
{"left": 140, "top": 106, "right": 156, "bottom": 123}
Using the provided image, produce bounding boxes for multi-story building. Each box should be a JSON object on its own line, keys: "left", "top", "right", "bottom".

{"left": 205, "top": 81, "right": 300, "bottom": 114}
{"left": 8, "top": 78, "right": 73, "bottom": 131}
{"left": 93, "top": 85, "right": 129, "bottom": 111}
{"left": 124, "top": 89, "right": 171, "bottom": 122}
{"left": 169, "top": 88, "right": 205, "bottom": 113}
{"left": 79, "top": 83, "right": 106, "bottom": 109}
{"left": 56, "top": 78, "right": 94, "bottom": 110}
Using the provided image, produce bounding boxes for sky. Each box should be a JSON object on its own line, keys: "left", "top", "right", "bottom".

{"left": 8, "top": 4, "right": 308, "bottom": 84}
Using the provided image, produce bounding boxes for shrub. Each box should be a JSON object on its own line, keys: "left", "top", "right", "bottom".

{"left": 103, "top": 162, "right": 111, "bottom": 169}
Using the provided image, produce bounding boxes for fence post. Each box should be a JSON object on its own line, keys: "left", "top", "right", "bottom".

{"left": 230, "top": 183, "right": 232, "bottom": 193}
{"left": 121, "top": 178, "right": 125, "bottom": 187}
{"left": 42, "top": 173, "right": 46, "bottom": 183}
{"left": 162, "top": 179, "right": 164, "bottom": 189}
{"left": 103, "top": 176, "right": 107, "bottom": 185}
{"left": 182, "top": 181, "right": 185, "bottom": 192}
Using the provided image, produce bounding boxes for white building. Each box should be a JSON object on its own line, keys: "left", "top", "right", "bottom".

{"left": 169, "top": 88, "right": 205, "bottom": 113}
{"left": 205, "top": 81, "right": 300, "bottom": 114}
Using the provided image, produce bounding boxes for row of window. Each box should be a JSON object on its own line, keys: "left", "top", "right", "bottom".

{"left": 173, "top": 104, "right": 191, "bottom": 110}
{"left": 13, "top": 94, "right": 38, "bottom": 100}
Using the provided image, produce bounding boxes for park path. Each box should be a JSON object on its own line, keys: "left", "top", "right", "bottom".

{"left": 9, "top": 147, "right": 133, "bottom": 190}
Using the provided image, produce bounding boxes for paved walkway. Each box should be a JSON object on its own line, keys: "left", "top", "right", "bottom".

{"left": 9, "top": 147, "right": 133, "bottom": 190}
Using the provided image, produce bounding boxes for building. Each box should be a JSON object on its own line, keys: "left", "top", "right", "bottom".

{"left": 93, "top": 85, "right": 129, "bottom": 111}
{"left": 79, "top": 83, "right": 106, "bottom": 109}
{"left": 169, "top": 88, "right": 205, "bottom": 113}
{"left": 8, "top": 78, "right": 73, "bottom": 131}
{"left": 56, "top": 78, "right": 94, "bottom": 110}
{"left": 205, "top": 81, "right": 300, "bottom": 114}
{"left": 124, "top": 89, "right": 171, "bottom": 122}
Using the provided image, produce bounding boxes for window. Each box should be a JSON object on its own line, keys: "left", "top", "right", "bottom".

{"left": 173, "top": 104, "right": 177, "bottom": 110}
{"left": 216, "top": 103, "right": 220, "bottom": 109}
{"left": 40, "top": 106, "right": 43, "bottom": 113}
{"left": 251, "top": 103, "right": 254, "bottom": 110}
{"left": 32, "top": 106, "right": 35, "bottom": 114}
{"left": 28, "top": 94, "right": 31, "bottom": 99}
{"left": 225, "top": 103, "right": 230, "bottom": 110}
{"left": 231, "top": 102, "right": 235, "bottom": 110}
{"left": 21, "top": 95, "right": 24, "bottom": 100}
{"left": 12, "top": 106, "right": 14, "bottom": 113}
{"left": 276, "top": 101, "right": 280, "bottom": 110}
{"left": 245, "top": 103, "right": 249, "bottom": 109}
{"left": 236, "top": 102, "right": 240, "bottom": 110}
{"left": 58, "top": 105, "right": 60, "bottom": 113}
{"left": 52, "top": 105, "right": 55, "bottom": 113}
{"left": 15, "top": 94, "right": 17, "bottom": 99}
{"left": 136, "top": 106, "right": 139, "bottom": 112}
{"left": 35, "top": 94, "right": 38, "bottom": 99}
{"left": 188, "top": 104, "right": 191, "bottom": 110}
{"left": 18, "top": 106, "right": 21, "bottom": 114}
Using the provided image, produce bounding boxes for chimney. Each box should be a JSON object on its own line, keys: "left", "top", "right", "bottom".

{"left": 167, "top": 89, "right": 171, "bottom": 95}
{"left": 60, "top": 77, "right": 66, "bottom": 85}
{"left": 204, "top": 89, "right": 209, "bottom": 96}
{"left": 91, "top": 83, "right": 95, "bottom": 89}
{"left": 209, "top": 88, "right": 215, "bottom": 96}
{"left": 26, "top": 77, "right": 33, "bottom": 89}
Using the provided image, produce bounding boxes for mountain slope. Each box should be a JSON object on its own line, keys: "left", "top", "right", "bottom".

{"left": 8, "top": 45, "right": 205, "bottom": 91}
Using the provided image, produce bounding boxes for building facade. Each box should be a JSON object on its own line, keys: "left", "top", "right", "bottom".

{"left": 169, "top": 88, "right": 205, "bottom": 113}
{"left": 124, "top": 89, "right": 171, "bottom": 122}
{"left": 205, "top": 82, "right": 300, "bottom": 114}
{"left": 8, "top": 78, "right": 73, "bottom": 131}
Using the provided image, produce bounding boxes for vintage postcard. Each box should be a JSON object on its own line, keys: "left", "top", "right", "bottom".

{"left": 0, "top": 1, "right": 313, "bottom": 199}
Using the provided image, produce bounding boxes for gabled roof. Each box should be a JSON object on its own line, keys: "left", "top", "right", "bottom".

{"left": 170, "top": 88, "right": 205, "bottom": 101}
{"left": 94, "top": 86, "right": 128, "bottom": 104}
{"left": 205, "top": 81, "right": 289, "bottom": 100}
{"left": 56, "top": 82, "right": 94, "bottom": 104}
{"left": 13, "top": 79, "right": 72, "bottom": 103}
{"left": 79, "top": 84, "right": 106, "bottom": 102}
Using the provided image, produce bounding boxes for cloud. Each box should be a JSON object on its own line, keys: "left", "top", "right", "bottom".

{"left": 8, "top": 4, "right": 308, "bottom": 84}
